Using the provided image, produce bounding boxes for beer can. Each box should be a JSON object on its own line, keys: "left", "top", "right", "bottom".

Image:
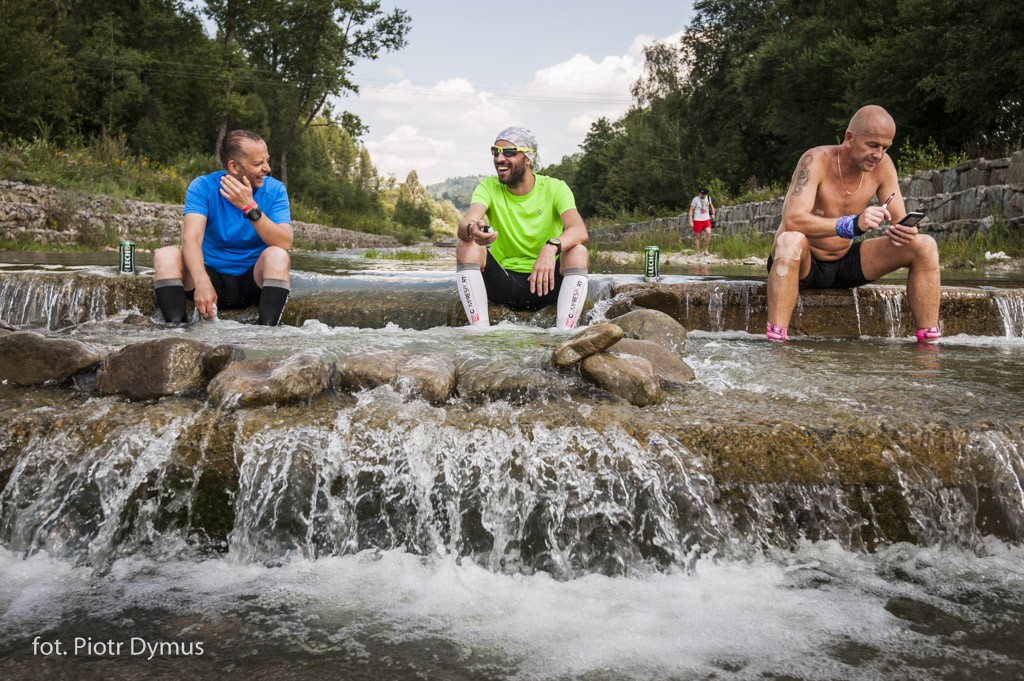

{"left": 118, "top": 240, "right": 135, "bottom": 275}
{"left": 643, "top": 246, "right": 660, "bottom": 281}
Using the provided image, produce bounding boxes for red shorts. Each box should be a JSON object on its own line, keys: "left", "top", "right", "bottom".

{"left": 692, "top": 220, "right": 713, "bottom": 233}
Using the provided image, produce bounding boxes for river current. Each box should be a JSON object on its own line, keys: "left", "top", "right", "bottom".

{"left": 0, "top": 249, "right": 1022, "bottom": 680}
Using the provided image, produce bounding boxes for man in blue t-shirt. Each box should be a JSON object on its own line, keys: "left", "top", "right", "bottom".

{"left": 152, "top": 130, "right": 292, "bottom": 325}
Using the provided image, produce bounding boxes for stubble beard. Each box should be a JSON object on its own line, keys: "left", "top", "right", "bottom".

{"left": 498, "top": 160, "right": 527, "bottom": 189}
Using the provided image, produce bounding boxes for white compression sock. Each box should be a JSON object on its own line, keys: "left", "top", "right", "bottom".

{"left": 556, "top": 270, "right": 589, "bottom": 330}
{"left": 456, "top": 264, "right": 489, "bottom": 326}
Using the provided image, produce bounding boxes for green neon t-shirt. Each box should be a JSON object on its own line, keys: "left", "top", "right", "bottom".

{"left": 470, "top": 174, "right": 577, "bottom": 273}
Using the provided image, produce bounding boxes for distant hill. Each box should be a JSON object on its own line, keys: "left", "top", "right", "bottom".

{"left": 426, "top": 175, "right": 487, "bottom": 212}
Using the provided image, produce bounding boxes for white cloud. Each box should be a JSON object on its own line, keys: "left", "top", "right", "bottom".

{"left": 346, "top": 31, "right": 685, "bottom": 185}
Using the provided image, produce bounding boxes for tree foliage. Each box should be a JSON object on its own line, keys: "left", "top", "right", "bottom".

{"left": 0, "top": 0, "right": 418, "bottom": 235}
{"left": 0, "top": 0, "right": 74, "bottom": 138}
{"left": 564, "top": 0, "right": 1024, "bottom": 218}
{"left": 209, "top": 0, "right": 410, "bottom": 183}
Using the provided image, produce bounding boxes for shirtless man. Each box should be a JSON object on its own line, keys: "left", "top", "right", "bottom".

{"left": 765, "top": 105, "right": 941, "bottom": 342}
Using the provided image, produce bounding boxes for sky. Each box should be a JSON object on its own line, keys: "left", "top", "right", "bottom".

{"left": 338, "top": 1, "right": 696, "bottom": 186}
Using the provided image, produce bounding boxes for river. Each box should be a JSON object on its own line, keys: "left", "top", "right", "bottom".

{"left": 0, "top": 249, "right": 1022, "bottom": 680}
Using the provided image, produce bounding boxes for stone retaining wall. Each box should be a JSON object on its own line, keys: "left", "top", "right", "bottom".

{"left": 0, "top": 179, "right": 399, "bottom": 249}
{"left": 593, "top": 150, "right": 1024, "bottom": 247}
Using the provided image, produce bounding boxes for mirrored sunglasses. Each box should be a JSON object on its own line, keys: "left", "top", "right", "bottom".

{"left": 490, "top": 145, "right": 535, "bottom": 158}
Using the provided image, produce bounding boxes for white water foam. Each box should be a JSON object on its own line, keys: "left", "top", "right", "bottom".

{"left": 2, "top": 541, "right": 1022, "bottom": 679}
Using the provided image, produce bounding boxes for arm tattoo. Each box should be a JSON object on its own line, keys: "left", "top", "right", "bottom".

{"left": 791, "top": 153, "right": 813, "bottom": 196}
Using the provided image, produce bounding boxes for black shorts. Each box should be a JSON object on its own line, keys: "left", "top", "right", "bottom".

{"left": 186, "top": 265, "right": 262, "bottom": 309}
{"left": 767, "top": 241, "right": 872, "bottom": 290}
{"left": 482, "top": 251, "right": 564, "bottom": 311}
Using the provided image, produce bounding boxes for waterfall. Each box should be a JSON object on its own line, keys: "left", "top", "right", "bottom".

{"left": 227, "top": 397, "right": 735, "bottom": 576}
{"left": 992, "top": 291, "right": 1024, "bottom": 337}
{"left": 873, "top": 287, "right": 906, "bottom": 338}
{"left": 0, "top": 275, "right": 114, "bottom": 328}
{"left": 3, "top": 387, "right": 1023, "bottom": 574}
{"left": 0, "top": 400, "right": 200, "bottom": 567}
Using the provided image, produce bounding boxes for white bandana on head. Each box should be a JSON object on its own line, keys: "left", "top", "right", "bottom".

{"left": 495, "top": 126, "right": 540, "bottom": 169}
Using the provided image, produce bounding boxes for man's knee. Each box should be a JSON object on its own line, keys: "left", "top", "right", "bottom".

{"left": 562, "top": 243, "right": 588, "bottom": 269}
{"left": 911, "top": 234, "right": 939, "bottom": 265}
{"left": 770, "top": 231, "right": 806, "bottom": 279}
{"left": 260, "top": 246, "right": 290, "bottom": 274}
{"left": 774, "top": 230, "right": 807, "bottom": 257}
{"left": 153, "top": 246, "right": 183, "bottom": 277}
{"left": 455, "top": 239, "right": 486, "bottom": 267}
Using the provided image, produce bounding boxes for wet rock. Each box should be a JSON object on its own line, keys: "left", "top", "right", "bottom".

{"left": 579, "top": 352, "right": 662, "bottom": 407}
{"left": 458, "top": 359, "right": 572, "bottom": 403}
{"left": 553, "top": 322, "right": 624, "bottom": 367}
{"left": 608, "top": 338, "right": 694, "bottom": 390}
{"left": 0, "top": 330, "right": 104, "bottom": 385}
{"left": 96, "top": 337, "right": 211, "bottom": 400}
{"left": 334, "top": 350, "right": 456, "bottom": 404}
{"left": 603, "top": 297, "right": 638, "bottom": 320}
{"left": 122, "top": 313, "right": 155, "bottom": 327}
{"left": 207, "top": 352, "right": 329, "bottom": 409}
{"left": 202, "top": 344, "right": 245, "bottom": 379}
{"left": 610, "top": 308, "right": 688, "bottom": 355}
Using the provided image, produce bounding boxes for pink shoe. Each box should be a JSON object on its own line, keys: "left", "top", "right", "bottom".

{"left": 915, "top": 326, "right": 941, "bottom": 343}
{"left": 766, "top": 322, "right": 789, "bottom": 342}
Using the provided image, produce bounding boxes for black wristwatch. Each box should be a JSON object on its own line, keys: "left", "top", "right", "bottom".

{"left": 243, "top": 205, "right": 263, "bottom": 222}
{"left": 546, "top": 238, "right": 562, "bottom": 256}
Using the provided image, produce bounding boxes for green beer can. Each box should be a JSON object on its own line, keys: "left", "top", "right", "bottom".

{"left": 118, "top": 239, "right": 135, "bottom": 275}
{"left": 644, "top": 246, "right": 660, "bottom": 281}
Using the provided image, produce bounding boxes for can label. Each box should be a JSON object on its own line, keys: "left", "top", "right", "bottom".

{"left": 644, "top": 246, "right": 660, "bottom": 280}
{"left": 119, "top": 240, "right": 135, "bottom": 275}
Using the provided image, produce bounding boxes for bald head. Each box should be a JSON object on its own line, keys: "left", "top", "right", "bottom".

{"left": 847, "top": 105, "right": 895, "bottom": 138}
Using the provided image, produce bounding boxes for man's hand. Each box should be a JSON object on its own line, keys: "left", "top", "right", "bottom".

{"left": 192, "top": 280, "right": 218, "bottom": 320}
{"left": 219, "top": 174, "right": 254, "bottom": 211}
{"left": 529, "top": 244, "right": 558, "bottom": 297}
{"left": 885, "top": 219, "right": 919, "bottom": 247}
{"left": 857, "top": 204, "right": 891, "bottom": 234}
{"left": 467, "top": 220, "right": 498, "bottom": 246}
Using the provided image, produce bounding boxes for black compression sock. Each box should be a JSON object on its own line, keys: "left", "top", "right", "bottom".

{"left": 258, "top": 280, "right": 290, "bottom": 326}
{"left": 154, "top": 279, "right": 187, "bottom": 323}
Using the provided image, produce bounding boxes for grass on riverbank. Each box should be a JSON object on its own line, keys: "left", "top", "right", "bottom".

{"left": 0, "top": 133, "right": 415, "bottom": 247}
{"left": 363, "top": 247, "right": 436, "bottom": 260}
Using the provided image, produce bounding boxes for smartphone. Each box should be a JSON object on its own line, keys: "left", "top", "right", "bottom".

{"left": 898, "top": 211, "right": 925, "bottom": 227}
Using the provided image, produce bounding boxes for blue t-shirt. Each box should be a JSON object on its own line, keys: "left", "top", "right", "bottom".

{"left": 183, "top": 171, "right": 291, "bottom": 275}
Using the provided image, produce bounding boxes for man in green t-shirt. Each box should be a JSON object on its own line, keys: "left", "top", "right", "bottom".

{"left": 455, "top": 127, "right": 590, "bottom": 329}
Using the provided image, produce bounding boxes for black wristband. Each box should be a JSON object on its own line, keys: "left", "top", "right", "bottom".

{"left": 852, "top": 214, "right": 865, "bottom": 236}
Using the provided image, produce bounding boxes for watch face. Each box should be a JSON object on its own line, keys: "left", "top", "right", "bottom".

{"left": 245, "top": 206, "right": 262, "bottom": 221}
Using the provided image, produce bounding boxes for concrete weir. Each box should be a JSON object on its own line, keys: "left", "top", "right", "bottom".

{"left": 610, "top": 281, "right": 1024, "bottom": 338}
{"left": 0, "top": 266, "right": 1022, "bottom": 569}
{"left": 2, "top": 269, "right": 1023, "bottom": 337}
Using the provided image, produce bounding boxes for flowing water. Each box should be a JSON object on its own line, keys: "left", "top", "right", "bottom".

{"left": 1, "top": 250, "right": 1023, "bottom": 680}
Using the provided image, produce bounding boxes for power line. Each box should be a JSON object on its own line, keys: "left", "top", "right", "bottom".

{"left": 72, "top": 57, "right": 636, "bottom": 106}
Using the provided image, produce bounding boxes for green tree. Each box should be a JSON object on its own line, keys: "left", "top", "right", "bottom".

{"left": 288, "top": 115, "right": 384, "bottom": 227}
{"left": 0, "top": 0, "right": 74, "bottom": 138}
{"left": 43, "top": 0, "right": 225, "bottom": 159}
{"left": 221, "top": 0, "right": 410, "bottom": 184}
{"left": 572, "top": 117, "right": 623, "bottom": 217}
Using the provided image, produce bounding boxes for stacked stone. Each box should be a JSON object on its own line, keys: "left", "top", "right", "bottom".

{"left": 0, "top": 309, "right": 695, "bottom": 411}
